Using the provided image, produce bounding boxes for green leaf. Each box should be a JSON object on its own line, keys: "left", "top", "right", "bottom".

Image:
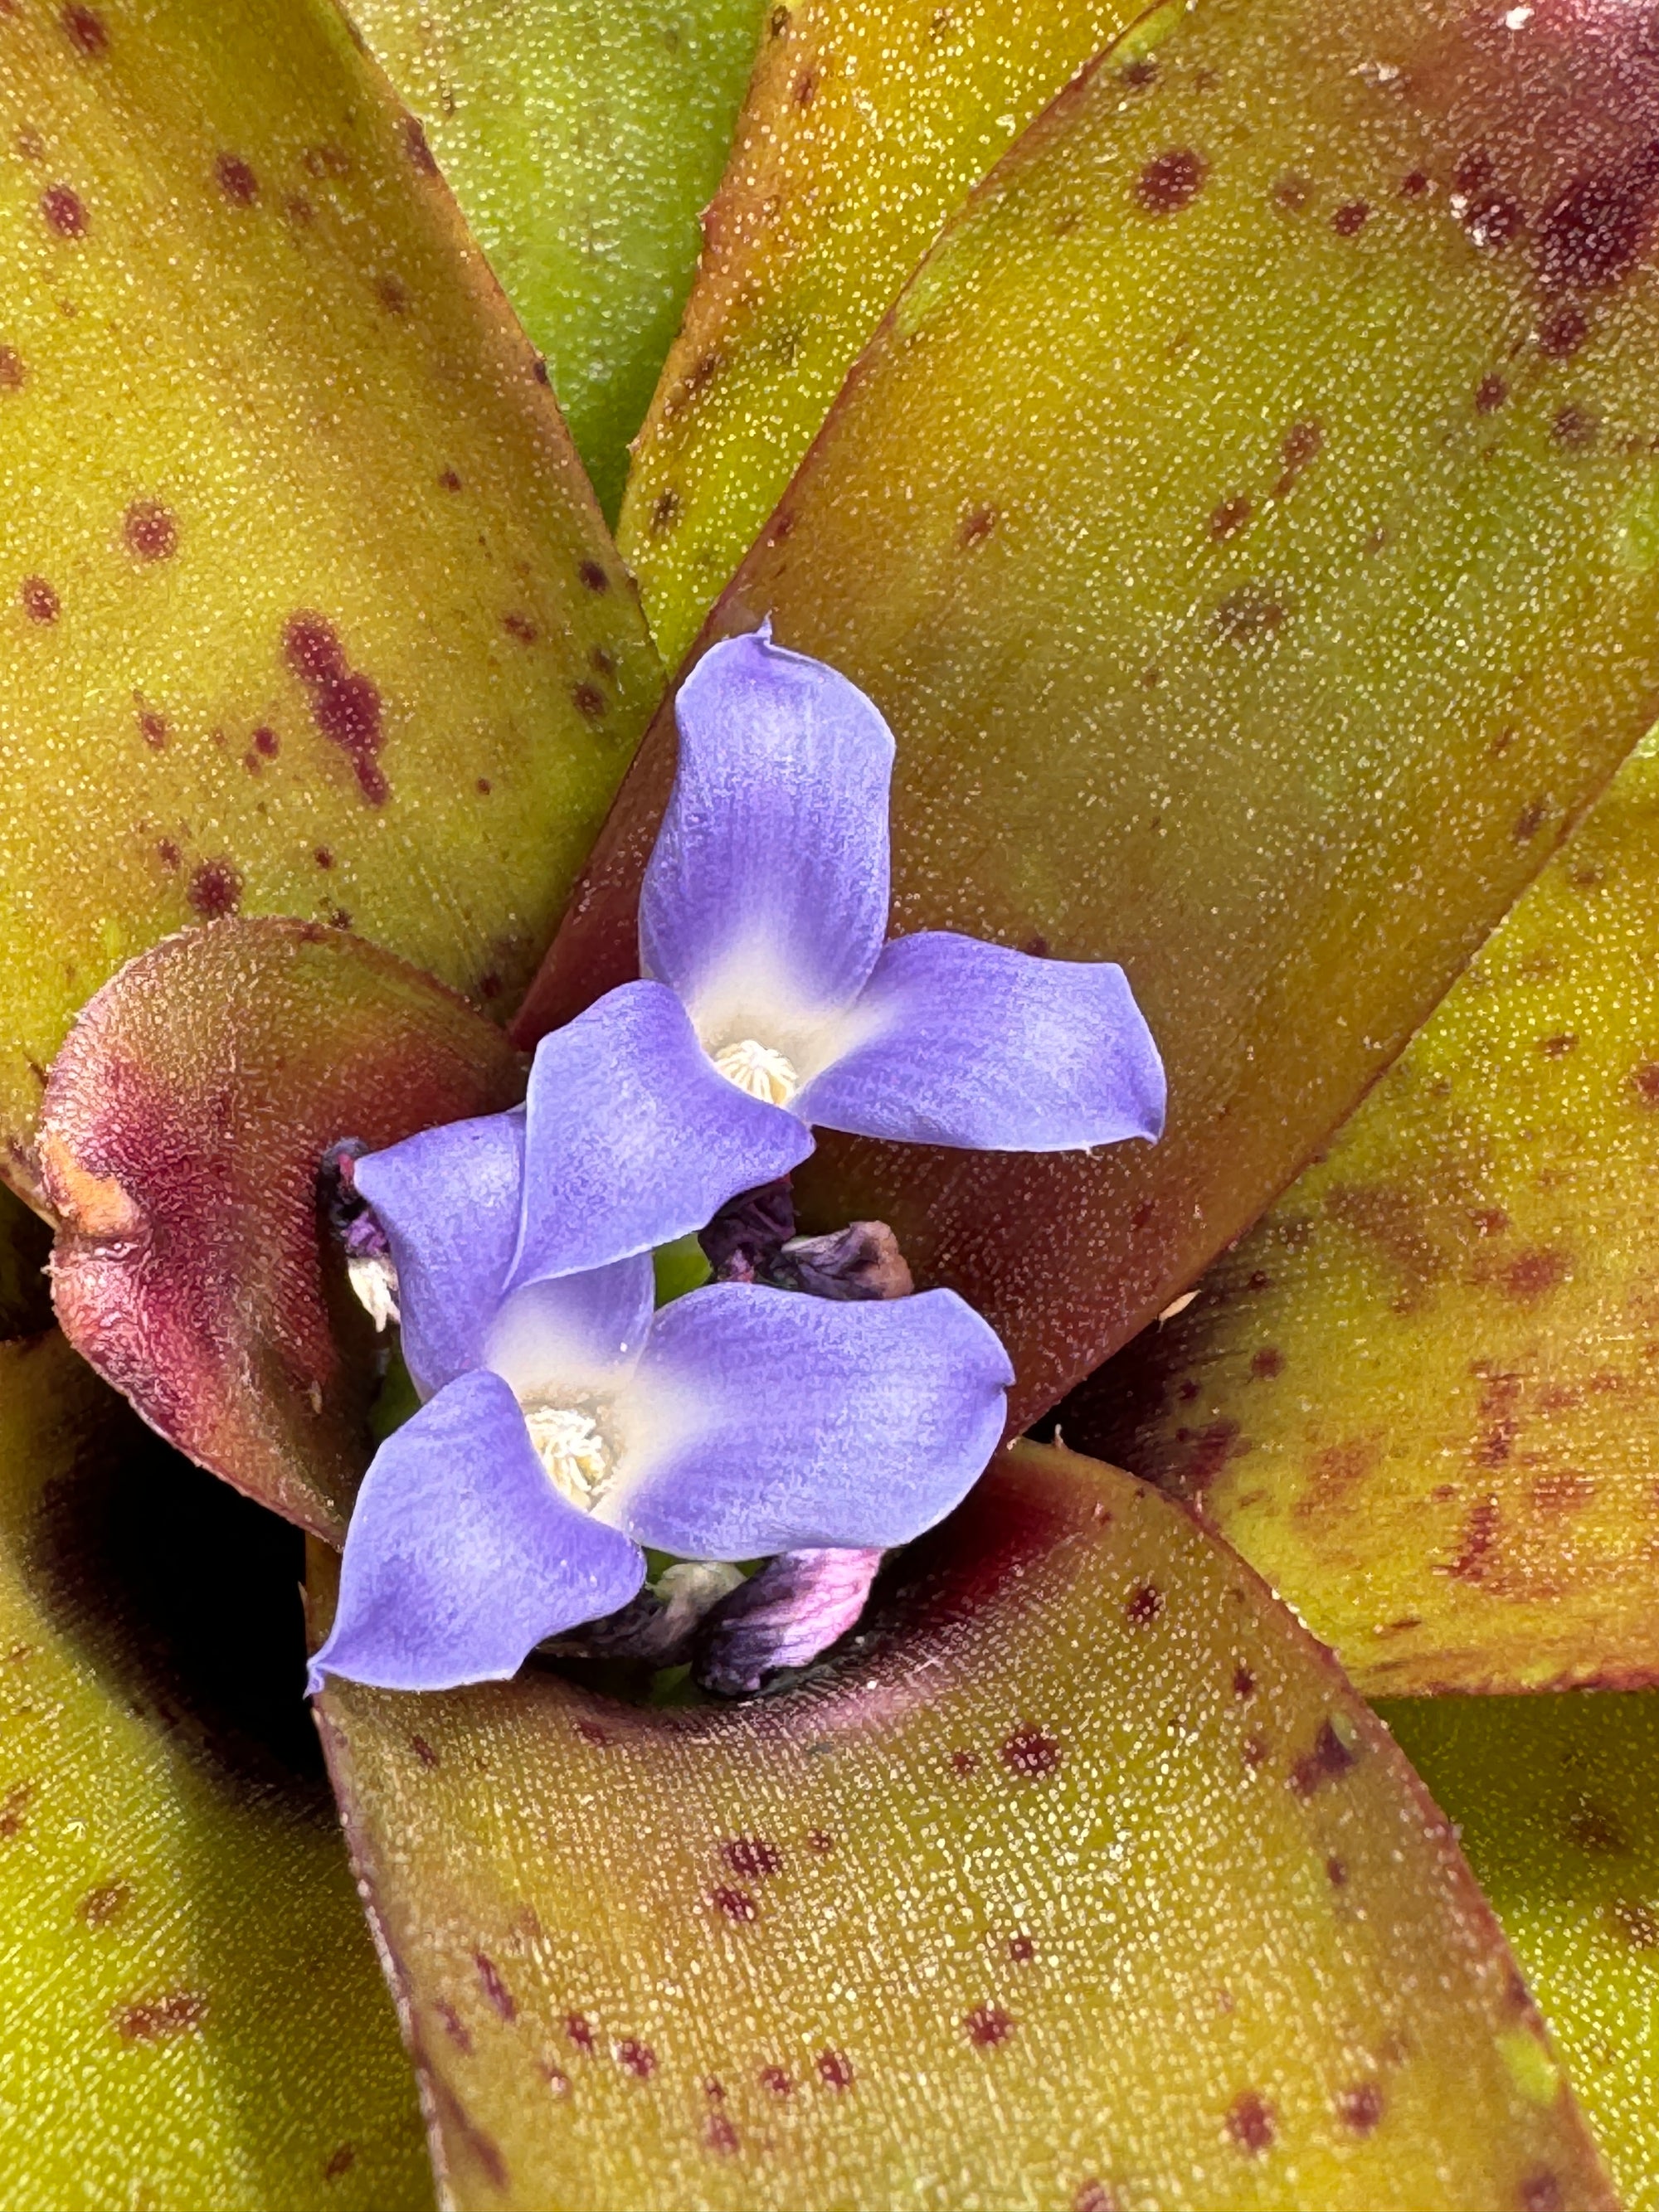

{"left": 1382, "top": 1691, "right": 1659, "bottom": 2212}
{"left": 528, "top": 0, "right": 1659, "bottom": 1437}
{"left": 0, "top": 1330, "right": 432, "bottom": 2210}
{"left": 1063, "top": 734, "right": 1659, "bottom": 1694}
{"left": 350, "top": 0, "right": 771, "bottom": 523}
{"left": 0, "top": 0, "right": 660, "bottom": 1187}
{"left": 618, "top": 0, "right": 1141, "bottom": 663}
{"left": 313, "top": 1442, "right": 1616, "bottom": 2211}
{"left": 40, "top": 919, "right": 523, "bottom": 1540}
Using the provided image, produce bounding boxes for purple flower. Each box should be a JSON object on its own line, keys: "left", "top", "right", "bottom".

{"left": 307, "top": 1250, "right": 1012, "bottom": 1694}
{"left": 500, "top": 625, "right": 1165, "bottom": 1285}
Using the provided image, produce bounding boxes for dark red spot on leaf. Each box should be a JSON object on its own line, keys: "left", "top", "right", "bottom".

{"left": 409, "top": 1731, "right": 437, "bottom": 1766}
{"left": 1250, "top": 1347, "right": 1284, "bottom": 1379}
{"left": 950, "top": 1748, "right": 979, "bottom": 1774}
{"left": 1520, "top": 2171, "right": 1565, "bottom": 2212}
{"left": 435, "top": 1999, "right": 472, "bottom": 2053}
{"left": 61, "top": 3, "right": 107, "bottom": 51}
{"left": 474, "top": 1952, "right": 515, "bottom": 2021}
{"left": 187, "top": 858, "right": 241, "bottom": 917}
{"left": 1136, "top": 148, "right": 1206, "bottom": 214}
{"left": 80, "top": 1879, "right": 132, "bottom": 1926}
{"left": 1226, "top": 2090, "right": 1275, "bottom": 2154}
{"left": 0, "top": 346, "right": 23, "bottom": 390}
{"left": 965, "top": 2004, "right": 1014, "bottom": 2047}
{"left": 1006, "top": 1933, "right": 1035, "bottom": 1962}
{"left": 216, "top": 153, "right": 258, "bottom": 205}
{"left": 816, "top": 2049, "right": 854, "bottom": 2089}
{"left": 124, "top": 501, "right": 178, "bottom": 562}
{"left": 1337, "top": 2082, "right": 1384, "bottom": 2134}
{"left": 283, "top": 612, "right": 387, "bottom": 805}
{"left": 1290, "top": 1717, "right": 1359, "bottom": 1797}
{"left": 703, "top": 2112, "right": 739, "bottom": 2155}
{"left": 156, "top": 839, "right": 179, "bottom": 870}
{"left": 794, "top": 69, "right": 817, "bottom": 106}
{"left": 1505, "top": 1248, "right": 1568, "bottom": 1298}
{"left": 1214, "top": 586, "right": 1287, "bottom": 642}
{"left": 1552, "top": 404, "right": 1598, "bottom": 450}
{"left": 1514, "top": 799, "right": 1547, "bottom": 842}
{"left": 1209, "top": 495, "right": 1251, "bottom": 539}
{"left": 0, "top": 1783, "right": 32, "bottom": 1838}
{"left": 1124, "top": 1582, "right": 1163, "bottom": 1625}
{"left": 1475, "top": 374, "right": 1507, "bottom": 412}
{"left": 1272, "top": 420, "right": 1323, "bottom": 497}
{"left": 532, "top": 356, "right": 550, "bottom": 385}
{"left": 117, "top": 1991, "right": 207, "bottom": 2041}
{"left": 1232, "top": 1664, "right": 1256, "bottom": 1699}
{"left": 572, "top": 683, "right": 606, "bottom": 721}
{"left": 1537, "top": 153, "right": 1659, "bottom": 292}
{"left": 1399, "top": 170, "right": 1430, "bottom": 199}
{"left": 808, "top": 1828, "right": 835, "bottom": 1852}
{"left": 251, "top": 725, "right": 279, "bottom": 758}
{"left": 959, "top": 503, "right": 998, "bottom": 548}
{"left": 1272, "top": 172, "right": 1312, "bottom": 211}
{"left": 1000, "top": 1726, "right": 1063, "bottom": 1778}
{"left": 565, "top": 2012, "right": 594, "bottom": 2051}
{"left": 401, "top": 116, "right": 438, "bottom": 175}
{"left": 722, "top": 1835, "right": 782, "bottom": 1879}
{"left": 1632, "top": 1062, "right": 1659, "bottom": 1106}
{"left": 579, "top": 559, "right": 609, "bottom": 592}
{"left": 650, "top": 488, "right": 681, "bottom": 535}
{"left": 1073, "top": 2185, "right": 1122, "bottom": 2212}
{"left": 761, "top": 2064, "right": 792, "bottom": 2095}
{"left": 137, "top": 707, "right": 167, "bottom": 749}
{"left": 1331, "top": 200, "right": 1370, "bottom": 235}
{"left": 41, "top": 182, "right": 87, "bottom": 236}
{"left": 710, "top": 1885, "right": 757, "bottom": 1923}
{"left": 22, "top": 576, "right": 59, "bottom": 625}
{"left": 616, "top": 2039, "right": 656, "bottom": 2078}
{"left": 501, "top": 610, "right": 538, "bottom": 644}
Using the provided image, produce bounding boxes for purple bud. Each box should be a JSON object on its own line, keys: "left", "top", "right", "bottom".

{"left": 698, "top": 1176, "right": 796, "bottom": 1282}
{"left": 772, "top": 1221, "right": 914, "bottom": 1302}
{"left": 693, "top": 1546, "right": 884, "bottom": 1697}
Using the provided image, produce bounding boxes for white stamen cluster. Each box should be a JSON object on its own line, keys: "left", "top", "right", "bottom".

{"left": 347, "top": 1252, "right": 401, "bottom": 1333}
{"left": 713, "top": 1037, "right": 800, "bottom": 1107}
{"left": 523, "top": 1404, "right": 611, "bottom": 1508}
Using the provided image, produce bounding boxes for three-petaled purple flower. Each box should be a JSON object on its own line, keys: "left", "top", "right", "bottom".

{"left": 308, "top": 1252, "right": 1011, "bottom": 1691}
{"left": 310, "top": 629, "right": 1164, "bottom": 1694}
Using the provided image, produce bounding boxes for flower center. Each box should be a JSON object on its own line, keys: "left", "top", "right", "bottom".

{"left": 523, "top": 1404, "right": 611, "bottom": 1510}
{"left": 712, "top": 1037, "right": 800, "bottom": 1107}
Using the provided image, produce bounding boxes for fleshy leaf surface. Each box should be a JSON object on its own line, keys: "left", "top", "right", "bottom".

{"left": 1063, "top": 736, "right": 1659, "bottom": 1694}
{"left": 529, "top": 0, "right": 1659, "bottom": 1435}
{"left": 1383, "top": 1692, "right": 1659, "bottom": 2212}
{"left": 313, "top": 1441, "right": 1615, "bottom": 2212}
{"left": 351, "top": 0, "right": 770, "bottom": 521}
{"left": 0, "top": 1330, "right": 431, "bottom": 2211}
{"left": 40, "top": 919, "right": 523, "bottom": 1541}
{"left": 618, "top": 0, "right": 1141, "bottom": 663}
{"left": 0, "top": 0, "right": 659, "bottom": 1179}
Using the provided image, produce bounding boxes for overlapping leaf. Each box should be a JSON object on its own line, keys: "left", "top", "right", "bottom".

{"left": 0, "top": 0, "right": 659, "bottom": 1186}
{"left": 1384, "top": 1691, "right": 1659, "bottom": 2212}
{"left": 314, "top": 1442, "right": 1614, "bottom": 2211}
{"left": 618, "top": 0, "right": 1140, "bottom": 661}
{"left": 40, "top": 920, "right": 523, "bottom": 1540}
{"left": 1065, "top": 736, "right": 1659, "bottom": 1693}
{"left": 529, "top": 0, "right": 1659, "bottom": 1437}
{"left": 0, "top": 1331, "right": 431, "bottom": 2210}
{"left": 351, "top": 0, "right": 769, "bottom": 521}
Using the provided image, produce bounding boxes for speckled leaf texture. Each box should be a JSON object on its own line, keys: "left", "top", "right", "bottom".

{"left": 314, "top": 1442, "right": 1615, "bottom": 2212}
{"left": 0, "top": 1330, "right": 432, "bottom": 2211}
{"left": 1384, "top": 1692, "right": 1659, "bottom": 2212}
{"left": 349, "top": 0, "right": 771, "bottom": 523}
{"left": 39, "top": 920, "right": 523, "bottom": 1540}
{"left": 523, "top": 0, "right": 1659, "bottom": 1436}
{"left": 618, "top": 0, "right": 1141, "bottom": 664}
{"left": 1064, "top": 734, "right": 1659, "bottom": 1695}
{"left": 0, "top": 0, "right": 659, "bottom": 1184}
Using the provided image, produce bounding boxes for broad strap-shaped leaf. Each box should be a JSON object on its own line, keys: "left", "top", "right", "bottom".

{"left": 618, "top": 0, "right": 1141, "bottom": 663}
{"left": 528, "top": 0, "right": 1659, "bottom": 1435}
{"left": 1383, "top": 1691, "right": 1659, "bottom": 2212}
{"left": 1063, "top": 737, "right": 1659, "bottom": 1694}
{"left": 352, "top": 0, "right": 770, "bottom": 523}
{"left": 0, "top": 1331, "right": 431, "bottom": 2210}
{"left": 313, "top": 1441, "right": 1615, "bottom": 2211}
{"left": 0, "top": 1184, "right": 50, "bottom": 1340}
{"left": 0, "top": 0, "right": 659, "bottom": 1183}
{"left": 39, "top": 919, "right": 523, "bottom": 1540}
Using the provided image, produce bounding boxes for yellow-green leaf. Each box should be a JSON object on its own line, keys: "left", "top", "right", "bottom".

{"left": 350, "top": 0, "right": 771, "bottom": 523}
{"left": 39, "top": 919, "right": 524, "bottom": 1543}
{"left": 618, "top": 0, "right": 1140, "bottom": 663}
{"left": 1383, "top": 1691, "right": 1659, "bottom": 2212}
{"left": 1064, "top": 734, "right": 1659, "bottom": 1694}
{"left": 527, "top": 0, "right": 1659, "bottom": 1436}
{"left": 0, "top": 0, "right": 660, "bottom": 1183}
{"left": 314, "top": 1443, "right": 1615, "bottom": 2211}
{"left": 0, "top": 1330, "right": 432, "bottom": 2211}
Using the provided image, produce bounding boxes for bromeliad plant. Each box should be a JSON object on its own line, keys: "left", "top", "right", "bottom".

{"left": 1, "top": 0, "right": 1657, "bottom": 2209}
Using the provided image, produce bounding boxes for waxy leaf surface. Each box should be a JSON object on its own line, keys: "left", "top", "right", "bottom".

{"left": 0, "top": 1331, "right": 431, "bottom": 2211}
{"left": 1384, "top": 1691, "right": 1659, "bottom": 2212}
{"left": 1065, "top": 737, "right": 1659, "bottom": 1694}
{"left": 619, "top": 0, "right": 1139, "bottom": 663}
{"left": 532, "top": 0, "right": 1659, "bottom": 1435}
{"left": 40, "top": 919, "right": 523, "bottom": 1541}
{"left": 351, "top": 0, "right": 769, "bottom": 522}
{"left": 314, "top": 1442, "right": 1614, "bottom": 2212}
{"left": 0, "top": 0, "right": 659, "bottom": 1179}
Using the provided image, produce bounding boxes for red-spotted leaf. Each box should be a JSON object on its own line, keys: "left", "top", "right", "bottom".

{"left": 39, "top": 919, "right": 523, "bottom": 1541}
{"left": 525, "top": 0, "right": 1659, "bottom": 1437}
{"left": 313, "top": 1443, "right": 1616, "bottom": 2210}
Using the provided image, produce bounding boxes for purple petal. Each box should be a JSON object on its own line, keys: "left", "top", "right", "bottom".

{"left": 353, "top": 1109, "right": 525, "bottom": 1398}
{"left": 308, "top": 1370, "right": 644, "bottom": 1694}
{"left": 508, "top": 981, "right": 812, "bottom": 1287}
{"left": 483, "top": 1255, "right": 655, "bottom": 1404}
{"left": 640, "top": 630, "right": 895, "bottom": 1048}
{"left": 797, "top": 931, "right": 1166, "bottom": 1151}
{"left": 609, "top": 1284, "right": 1013, "bottom": 1558}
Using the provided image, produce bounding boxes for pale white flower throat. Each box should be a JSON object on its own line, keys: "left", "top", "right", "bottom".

{"left": 712, "top": 1037, "right": 800, "bottom": 1108}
